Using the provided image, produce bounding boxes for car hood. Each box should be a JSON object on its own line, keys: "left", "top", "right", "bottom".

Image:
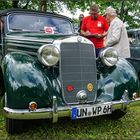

{"left": 5, "top": 32, "right": 77, "bottom": 57}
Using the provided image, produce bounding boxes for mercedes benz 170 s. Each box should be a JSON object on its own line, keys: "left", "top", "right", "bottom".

{"left": 0, "top": 9, "right": 140, "bottom": 134}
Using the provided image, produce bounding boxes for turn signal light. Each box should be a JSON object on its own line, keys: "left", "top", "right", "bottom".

{"left": 133, "top": 92, "right": 139, "bottom": 99}
{"left": 29, "top": 101, "right": 37, "bottom": 111}
{"left": 87, "top": 83, "right": 94, "bottom": 92}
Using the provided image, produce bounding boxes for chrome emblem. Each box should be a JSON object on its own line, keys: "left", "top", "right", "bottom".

{"left": 76, "top": 90, "right": 87, "bottom": 103}
{"left": 77, "top": 36, "right": 82, "bottom": 42}
{"left": 87, "top": 83, "right": 94, "bottom": 92}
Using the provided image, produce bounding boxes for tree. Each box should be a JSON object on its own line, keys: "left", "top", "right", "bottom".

{"left": 0, "top": 0, "right": 140, "bottom": 29}
{"left": 39, "top": 0, "right": 47, "bottom": 12}
{"left": 12, "top": 0, "right": 19, "bottom": 8}
{"left": 63, "top": 0, "right": 140, "bottom": 28}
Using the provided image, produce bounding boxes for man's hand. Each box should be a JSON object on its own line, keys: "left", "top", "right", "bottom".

{"left": 84, "top": 31, "right": 91, "bottom": 36}
{"left": 80, "top": 30, "right": 91, "bottom": 36}
{"left": 94, "top": 32, "right": 107, "bottom": 38}
{"left": 94, "top": 34, "right": 103, "bottom": 38}
{"left": 81, "top": 30, "right": 107, "bottom": 38}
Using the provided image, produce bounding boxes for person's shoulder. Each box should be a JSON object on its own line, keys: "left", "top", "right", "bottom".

{"left": 117, "top": 17, "right": 123, "bottom": 23}
{"left": 98, "top": 15, "right": 106, "bottom": 20}
{"left": 83, "top": 15, "right": 91, "bottom": 21}
{"left": 98, "top": 15, "right": 107, "bottom": 22}
{"left": 114, "top": 17, "right": 123, "bottom": 24}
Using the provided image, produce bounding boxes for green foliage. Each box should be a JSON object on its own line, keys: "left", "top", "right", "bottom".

{"left": 103, "top": 0, "right": 140, "bottom": 28}
{"left": 0, "top": 1, "right": 12, "bottom": 10}
{"left": 0, "top": 0, "right": 139, "bottom": 29}
{"left": 62, "top": 0, "right": 140, "bottom": 29}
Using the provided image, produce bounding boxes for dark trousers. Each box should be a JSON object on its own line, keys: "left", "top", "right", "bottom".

{"left": 95, "top": 48, "right": 103, "bottom": 57}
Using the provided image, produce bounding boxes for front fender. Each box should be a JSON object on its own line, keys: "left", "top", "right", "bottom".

{"left": 97, "top": 58, "right": 139, "bottom": 102}
{"left": 2, "top": 52, "right": 61, "bottom": 109}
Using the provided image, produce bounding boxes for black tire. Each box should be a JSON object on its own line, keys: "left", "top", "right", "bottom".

{"left": 138, "top": 71, "right": 140, "bottom": 82}
{"left": 0, "top": 85, "right": 4, "bottom": 96}
{"left": 0, "top": 68, "right": 5, "bottom": 96}
{"left": 6, "top": 118, "right": 23, "bottom": 134}
{"left": 0, "top": 96, "right": 4, "bottom": 109}
{"left": 107, "top": 110, "right": 126, "bottom": 120}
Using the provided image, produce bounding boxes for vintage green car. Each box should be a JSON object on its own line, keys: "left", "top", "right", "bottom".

{"left": 0, "top": 9, "right": 140, "bottom": 134}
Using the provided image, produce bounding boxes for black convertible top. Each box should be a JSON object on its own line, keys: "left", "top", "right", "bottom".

{"left": 127, "top": 28, "right": 140, "bottom": 35}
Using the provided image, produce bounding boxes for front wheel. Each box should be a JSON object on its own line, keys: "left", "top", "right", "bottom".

{"left": 107, "top": 110, "right": 127, "bottom": 120}
{"left": 6, "top": 118, "right": 23, "bottom": 134}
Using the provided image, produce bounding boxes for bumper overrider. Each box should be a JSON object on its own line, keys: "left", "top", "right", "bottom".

{"left": 3, "top": 92, "right": 140, "bottom": 122}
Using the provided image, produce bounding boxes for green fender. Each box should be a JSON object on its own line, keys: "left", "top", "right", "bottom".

{"left": 2, "top": 52, "right": 63, "bottom": 109}
{"left": 97, "top": 58, "right": 139, "bottom": 102}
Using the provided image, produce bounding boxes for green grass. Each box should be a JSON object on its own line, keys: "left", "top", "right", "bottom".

{"left": 0, "top": 107, "right": 140, "bottom": 139}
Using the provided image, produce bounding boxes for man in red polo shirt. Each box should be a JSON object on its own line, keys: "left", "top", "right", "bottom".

{"left": 81, "top": 4, "right": 109, "bottom": 57}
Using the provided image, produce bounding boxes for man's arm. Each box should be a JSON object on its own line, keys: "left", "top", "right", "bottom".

{"left": 81, "top": 30, "right": 107, "bottom": 38}
{"left": 80, "top": 30, "right": 91, "bottom": 36}
{"left": 95, "top": 32, "right": 107, "bottom": 38}
{"left": 105, "top": 22, "right": 122, "bottom": 47}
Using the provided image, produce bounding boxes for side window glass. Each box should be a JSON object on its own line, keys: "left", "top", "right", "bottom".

{"left": 128, "top": 32, "right": 139, "bottom": 46}
{"left": 138, "top": 33, "right": 140, "bottom": 46}
{"left": 0, "top": 18, "right": 3, "bottom": 44}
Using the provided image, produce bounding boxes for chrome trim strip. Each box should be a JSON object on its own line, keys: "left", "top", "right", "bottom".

{"left": 54, "top": 36, "right": 93, "bottom": 44}
{"left": 3, "top": 98, "right": 140, "bottom": 121}
{"left": 52, "top": 96, "right": 58, "bottom": 123}
{"left": 5, "top": 36, "right": 54, "bottom": 43}
{"left": 6, "top": 43, "right": 40, "bottom": 49}
{"left": 7, "top": 48, "right": 37, "bottom": 56}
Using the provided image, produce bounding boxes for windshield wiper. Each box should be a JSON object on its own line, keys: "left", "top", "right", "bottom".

{"left": 10, "top": 28, "right": 23, "bottom": 31}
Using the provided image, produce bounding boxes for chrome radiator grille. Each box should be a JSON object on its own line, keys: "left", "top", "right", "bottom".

{"left": 60, "top": 42, "right": 97, "bottom": 104}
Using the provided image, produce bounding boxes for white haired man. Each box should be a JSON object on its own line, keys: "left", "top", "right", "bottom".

{"left": 104, "top": 7, "right": 130, "bottom": 58}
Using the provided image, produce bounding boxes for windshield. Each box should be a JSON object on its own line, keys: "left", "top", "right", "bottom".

{"left": 8, "top": 13, "right": 74, "bottom": 35}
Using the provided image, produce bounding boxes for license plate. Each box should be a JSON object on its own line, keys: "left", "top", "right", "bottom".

{"left": 71, "top": 104, "right": 112, "bottom": 119}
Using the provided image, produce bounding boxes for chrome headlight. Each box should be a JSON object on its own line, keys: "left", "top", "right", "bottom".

{"left": 100, "top": 47, "right": 118, "bottom": 67}
{"left": 38, "top": 44, "right": 60, "bottom": 66}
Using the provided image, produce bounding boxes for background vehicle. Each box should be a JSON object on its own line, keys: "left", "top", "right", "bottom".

{"left": 127, "top": 29, "right": 140, "bottom": 80}
{"left": 0, "top": 9, "right": 140, "bottom": 134}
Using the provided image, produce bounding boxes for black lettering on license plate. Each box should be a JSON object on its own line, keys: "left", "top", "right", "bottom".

{"left": 77, "top": 108, "right": 88, "bottom": 117}
{"left": 73, "top": 105, "right": 112, "bottom": 119}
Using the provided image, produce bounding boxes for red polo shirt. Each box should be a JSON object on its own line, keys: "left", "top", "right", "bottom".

{"left": 81, "top": 15, "right": 109, "bottom": 48}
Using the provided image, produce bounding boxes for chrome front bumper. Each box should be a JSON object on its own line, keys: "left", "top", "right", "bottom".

{"left": 3, "top": 96, "right": 140, "bottom": 122}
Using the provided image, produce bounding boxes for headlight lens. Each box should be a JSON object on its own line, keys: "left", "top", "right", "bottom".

{"left": 38, "top": 44, "right": 60, "bottom": 66}
{"left": 100, "top": 47, "right": 118, "bottom": 67}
